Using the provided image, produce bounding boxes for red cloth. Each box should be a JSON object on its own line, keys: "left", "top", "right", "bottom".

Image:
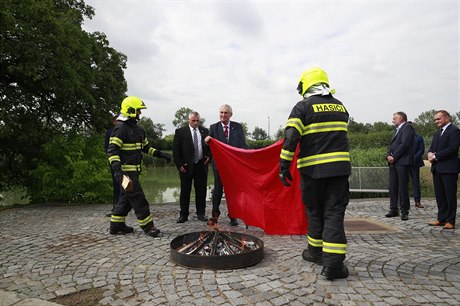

{"left": 209, "top": 138, "right": 307, "bottom": 235}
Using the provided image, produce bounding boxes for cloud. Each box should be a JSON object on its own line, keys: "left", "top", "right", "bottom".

{"left": 83, "top": 0, "right": 459, "bottom": 135}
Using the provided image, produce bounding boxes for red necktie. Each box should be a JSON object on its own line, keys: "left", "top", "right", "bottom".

{"left": 224, "top": 125, "right": 228, "bottom": 141}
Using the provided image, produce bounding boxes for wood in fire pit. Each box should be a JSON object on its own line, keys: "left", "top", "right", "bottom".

{"left": 170, "top": 230, "right": 264, "bottom": 270}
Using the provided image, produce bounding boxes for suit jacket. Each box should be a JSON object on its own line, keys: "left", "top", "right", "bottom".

{"left": 414, "top": 134, "right": 425, "bottom": 168}
{"left": 428, "top": 124, "right": 460, "bottom": 174}
{"left": 172, "top": 125, "right": 211, "bottom": 177}
{"left": 209, "top": 121, "right": 248, "bottom": 149}
{"left": 388, "top": 122, "right": 415, "bottom": 166}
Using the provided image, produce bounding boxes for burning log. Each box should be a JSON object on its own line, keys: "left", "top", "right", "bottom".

{"left": 177, "top": 231, "right": 213, "bottom": 255}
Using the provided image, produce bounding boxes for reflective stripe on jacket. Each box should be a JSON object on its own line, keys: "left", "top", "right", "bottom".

{"left": 107, "top": 119, "right": 157, "bottom": 173}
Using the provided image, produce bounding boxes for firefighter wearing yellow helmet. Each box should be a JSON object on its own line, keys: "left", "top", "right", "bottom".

{"left": 279, "top": 67, "right": 351, "bottom": 280}
{"left": 107, "top": 96, "right": 171, "bottom": 237}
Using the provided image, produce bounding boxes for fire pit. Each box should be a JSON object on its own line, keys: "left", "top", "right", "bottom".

{"left": 170, "top": 230, "right": 264, "bottom": 270}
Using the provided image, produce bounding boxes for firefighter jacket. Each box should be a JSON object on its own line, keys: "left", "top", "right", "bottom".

{"left": 107, "top": 119, "right": 161, "bottom": 173}
{"left": 280, "top": 94, "right": 351, "bottom": 179}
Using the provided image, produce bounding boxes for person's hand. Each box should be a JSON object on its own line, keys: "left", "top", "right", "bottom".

{"left": 179, "top": 164, "right": 187, "bottom": 173}
{"left": 386, "top": 155, "right": 395, "bottom": 164}
{"left": 427, "top": 152, "right": 436, "bottom": 163}
{"left": 158, "top": 151, "right": 171, "bottom": 162}
{"left": 204, "top": 136, "right": 212, "bottom": 144}
{"left": 114, "top": 170, "right": 125, "bottom": 184}
{"left": 279, "top": 168, "right": 293, "bottom": 187}
{"left": 203, "top": 156, "right": 210, "bottom": 165}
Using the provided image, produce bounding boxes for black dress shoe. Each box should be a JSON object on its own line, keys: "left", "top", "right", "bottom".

{"left": 321, "top": 265, "right": 349, "bottom": 280}
{"left": 230, "top": 218, "right": 239, "bottom": 226}
{"left": 401, "top": 213, "right": 409, "bottom": 221}
{"left": 302, "top": 249, "right": 323, "bottom": 265}
{"left": 197, "top": 215, "right": 208, "bottom": 222}
{"left": 385, "top": 211, "right": 399, "bottom": 218}
{"left": 176, "top": 216, "right": 188, "bottom": 223}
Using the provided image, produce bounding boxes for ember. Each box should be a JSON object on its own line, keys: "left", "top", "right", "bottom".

{"left": 170, "top": 230, "right": 264, "bottom": 270}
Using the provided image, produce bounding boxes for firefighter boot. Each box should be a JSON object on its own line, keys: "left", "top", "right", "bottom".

{"left": 143, "top": 223, "right": 161, "bottom": 238}
{"left": 321, "top": 264, "right": 349, "bottom": 281}
{"left": 207, "top": 211, "right": 220, "bottom": 226}
{"left": 110, "top": 222, "right": 134, "bottom": 235}
{"left": 302, "top": 249, "right": 323, "bottom": 265}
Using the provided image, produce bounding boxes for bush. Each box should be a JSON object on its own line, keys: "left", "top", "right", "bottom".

{"left": 246, "top": 139, "right": 277, "bottom": 149}
{"left": 28, "top": 132, "right": 112, "bottom": 203}
{"left": 349, "top": 131, "right": 393, "bottom": 149}
{"left": 350, "top": 147, "right": 387, "bottom": 167}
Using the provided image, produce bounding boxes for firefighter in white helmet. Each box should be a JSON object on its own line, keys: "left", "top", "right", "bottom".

{"left": 107, "top": 96, "right": 171, "bottom": 237}
{"left": 279, "top": 67, "right": 351, "bottom": 280}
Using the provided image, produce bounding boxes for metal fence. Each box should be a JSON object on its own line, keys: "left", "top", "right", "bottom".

{"left": 350, "top": 167, "right": 389, "bottom": 193}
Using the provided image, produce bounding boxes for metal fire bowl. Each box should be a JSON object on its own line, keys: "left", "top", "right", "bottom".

{"left": 170, "top": 231, "right": 264, "bottom": 270}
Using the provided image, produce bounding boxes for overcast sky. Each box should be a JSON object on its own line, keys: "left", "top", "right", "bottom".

{"left": 83, "top": 0, "right": 459, "bottom": 136}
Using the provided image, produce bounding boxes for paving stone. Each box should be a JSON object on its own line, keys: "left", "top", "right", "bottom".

{"left": 0, "top": 199, "right": 459, "bottom": 306}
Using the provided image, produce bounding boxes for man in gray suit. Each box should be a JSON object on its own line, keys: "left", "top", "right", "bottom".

{"left": 207, "top": 104, "right": 248, "bottom": 226}
{"left": 385, "top": 111, "right": 415, "bottom": 221}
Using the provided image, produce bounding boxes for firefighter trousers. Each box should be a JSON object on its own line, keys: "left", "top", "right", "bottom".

{"left": 301, "top": 174, "right": 349, "bottom": 269}
{"left": 112, "top": 172, "right": 153, "bottom": 230}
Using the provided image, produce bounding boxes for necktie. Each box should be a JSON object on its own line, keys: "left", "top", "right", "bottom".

{"left": 193, "top": 128, "right": 199, "bottom": 163}
{"left": 224, "top": 125, "right": 228, "bottom": 142}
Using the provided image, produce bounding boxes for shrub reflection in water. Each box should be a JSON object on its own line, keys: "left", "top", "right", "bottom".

{"left": 140, "top": 166, "right": 214, "bottom": 204}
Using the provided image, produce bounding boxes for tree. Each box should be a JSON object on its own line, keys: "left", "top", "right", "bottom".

{"left": 240, "top": 122, "right": 249, "bottom": 138}
{"left": 172, "top": 107, "right": 206, "bottom": 128}
{"left": 370, "top": 121, "right": 393, "bottom": 133}
{"left": 139, "top": 117, "right": 166, "bottom": 145}
{"left": 251, "top": 127, "right": 268, "bottom": 140}
{"left": 413, "top": 110, "right": 437, "bottom": 137}
{"left": 0, "top": 0, "right": 127, "bottom": 199}
{"left": 275, "top": 125, "right": 284, "bottom": 140}
{"left": 348, "top": 117, "right": 370, "bottom": 134}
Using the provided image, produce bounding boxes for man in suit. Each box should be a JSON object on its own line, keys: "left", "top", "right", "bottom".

{"left": 427, "top": 110, "right": 460, "bottom": 230}
{"left": 173, "top": 111, "right": 211, "bottom": 223}
{"left": 386, "top": 111, "right": 415, "bottom": 221}
{"left": 408, "top": 122, "right": 425, "bottom": 208}
{"left": 207, "top": 104, "right": 248, "bottom": 226}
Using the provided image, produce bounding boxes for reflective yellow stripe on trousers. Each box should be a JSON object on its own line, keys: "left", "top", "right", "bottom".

{"left": 307, "top": 235, "right": 323, "bottom": 248}
{"left": 323, "top": 241, "right": 347, "bottom": 254}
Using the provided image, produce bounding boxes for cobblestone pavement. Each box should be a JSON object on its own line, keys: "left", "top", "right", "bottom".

{"left": 0, "top": 198, "right": 459, "bottom": 306}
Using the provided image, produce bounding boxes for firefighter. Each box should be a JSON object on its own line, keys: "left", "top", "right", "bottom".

{"left": 107, "top": 96, "right": 171, "bottom": 237}
{"left": 279, "top": 67, "right": 351, "bottom": 280}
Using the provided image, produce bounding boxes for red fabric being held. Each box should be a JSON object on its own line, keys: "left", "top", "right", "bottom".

{"left": 209, "top": 138, "right": 307, "bottom": 235}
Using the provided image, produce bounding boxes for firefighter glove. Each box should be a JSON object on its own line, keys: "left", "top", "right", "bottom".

{"left": 114, "top": 170, "right": 126, "bottom": 184}
{"left": 158, "top": 151, "right": 171, "bottom": 162}
{"left": 279, "top": 168, "right": 293, "bottom": 187}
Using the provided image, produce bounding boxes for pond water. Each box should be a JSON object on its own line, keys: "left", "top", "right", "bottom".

{"left": 141, "top": 166, "right": 215, "bottom": 204}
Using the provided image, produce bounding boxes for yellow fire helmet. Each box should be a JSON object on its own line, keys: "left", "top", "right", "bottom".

{"left": 297, "top": 67, "right": 331, "bottom": 96}
{"left": 120, "top": 96, "right": 147, "bottom": 118}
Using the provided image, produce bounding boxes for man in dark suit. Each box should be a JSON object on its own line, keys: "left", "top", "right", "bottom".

{"left": 207, "top": 104, "right": 248, "bottom": 226}
{"left": 427, "top": 110, "right": 460, "bottom": 230}
{"left": 172, "top": 111, "right": 211, "bottom": 223}
{"left": 408, "top": 122, "right": 425, "bottom": 208}
{"left": 386, "top": 111, "right": 415, "bottom": 221}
